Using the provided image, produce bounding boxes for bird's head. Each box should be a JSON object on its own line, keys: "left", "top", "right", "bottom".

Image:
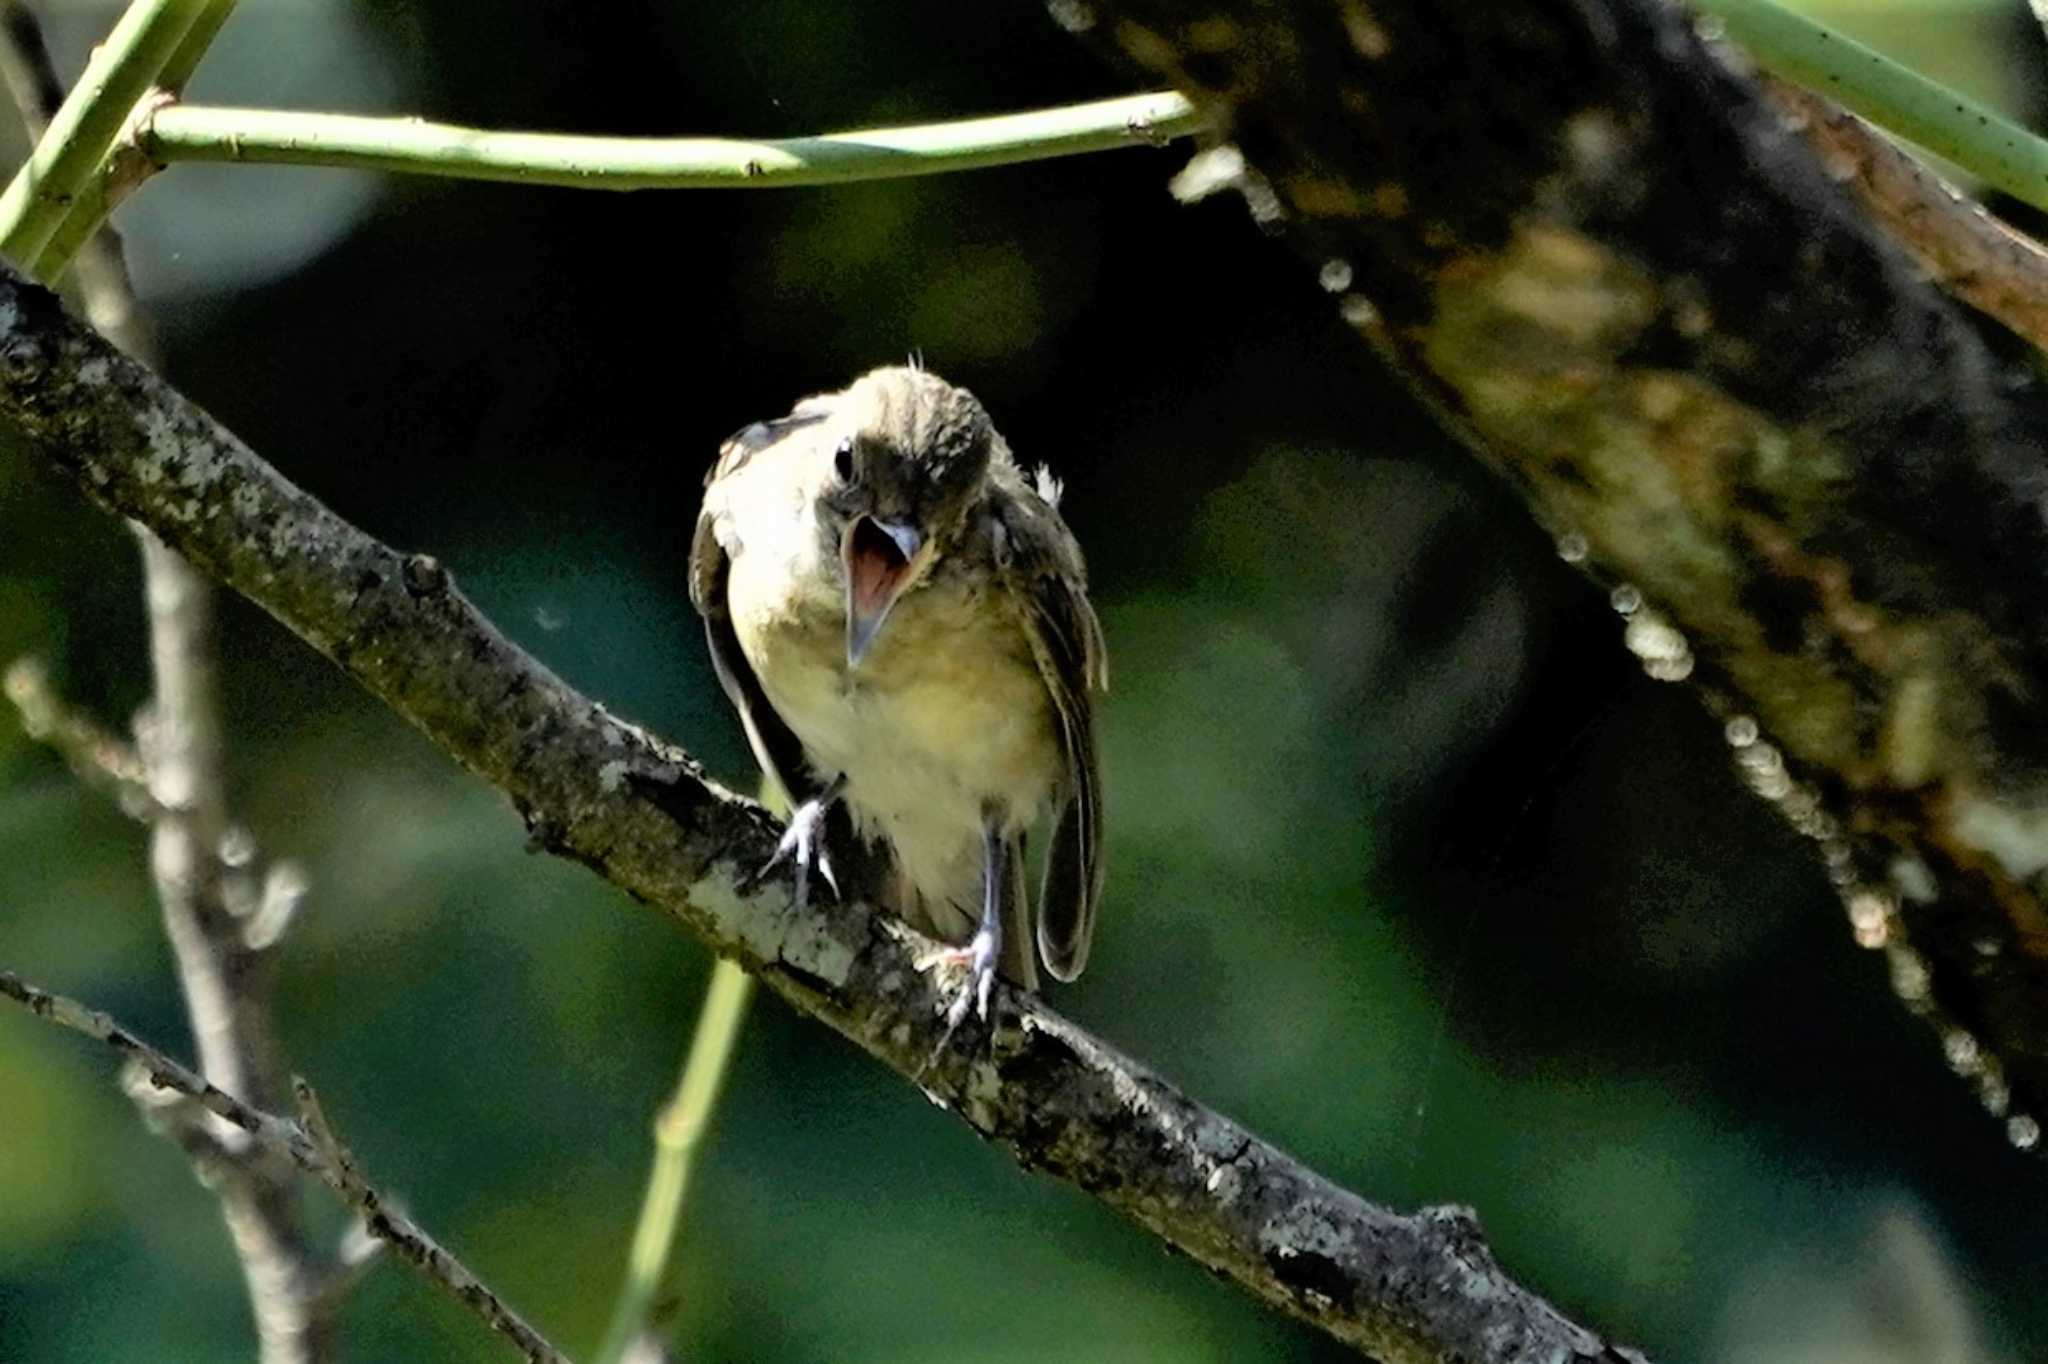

{"left": 815, "top": 366, "right": 995, "bottom": 668}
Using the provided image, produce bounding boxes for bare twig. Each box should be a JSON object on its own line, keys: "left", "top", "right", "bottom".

{"left": 0, "top": 968, "right": 572, "bottom": 1364}
{"left": 136, "top": 530, "right": 335, "bottom": 1363}
{"left": 2, "top": 655, "right": 157, "bottom": 816}
{"left": 0, "top": 967, "right": 311, "bottom": 1149}
{"left": 0, "top": 6, "right": 329, "bottom": 1359}
{"left": 0, "top": 267, "right": 1643, "bottom": 1361}
{"left": 289, "top": 1078, "right": 569, "bottom": 1364}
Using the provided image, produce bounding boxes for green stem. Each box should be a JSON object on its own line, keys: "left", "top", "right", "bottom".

{"left": 29, "top": 0, "right": 236, "bottom": 283}
{"left": 138, "top": 90, "right": 1203, "bottom": 190}
{"left": 1693, "top": 0, "right": 2048, "bottom": 214}
{"left": 0, "top": 0, "right": 210, "bottom": 273}
{"left": 592, "top": 958, "right": 756, "bottom": 1364}
{"left": 157, "top": 0, "right": 235, "bottom": 91}
{"left": 28, "top": 173, "right": 108, "bottom": 281}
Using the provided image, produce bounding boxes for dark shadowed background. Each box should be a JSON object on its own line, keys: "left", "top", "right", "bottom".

{"left": 2, "top": 1, "right": 2044, "bottom": 1360}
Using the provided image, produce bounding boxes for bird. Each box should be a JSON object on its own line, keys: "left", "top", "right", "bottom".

{"left": 689, "top": 364, "right": 1106, "bottom": 1023}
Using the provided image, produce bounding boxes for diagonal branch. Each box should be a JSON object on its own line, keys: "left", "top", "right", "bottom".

{"left": 0, "top": 267, "right": 1641, "bottom": 1360}
{"left": 0, "top": 969, "right": 570, "bottom": 1364}
{"left": 1063, "top": 0, "right": 2048, "bottom": 1153}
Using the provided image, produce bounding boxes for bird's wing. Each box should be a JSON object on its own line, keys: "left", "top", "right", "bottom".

{"left": 691, "top": 414, "right": 827, "bottom": 807}
{"left": 993, "top": 466, "right": 1108, "bottom": 982}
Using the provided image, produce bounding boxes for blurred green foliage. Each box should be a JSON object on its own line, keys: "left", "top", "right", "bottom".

{"left": 2, "top": 1, "right": 2045, "bottom": 1361}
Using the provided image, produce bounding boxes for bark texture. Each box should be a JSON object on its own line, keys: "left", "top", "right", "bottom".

{"left": 1072, "top": 0, "right": 2048, "bottom": 1143}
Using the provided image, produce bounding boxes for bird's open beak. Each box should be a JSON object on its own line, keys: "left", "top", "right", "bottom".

{"left": 843, "top": 515, "right": 924, "bottom": 667}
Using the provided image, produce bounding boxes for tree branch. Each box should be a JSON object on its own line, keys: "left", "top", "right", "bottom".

{"left": 0, "top": 969, "right": 570, "bottom": 1364}
{"left": 1062, "top": 0, "right": 2048, "bottom": 1146}
{"left": 0, "top": 266, "right": 1641, "bottom": 1360}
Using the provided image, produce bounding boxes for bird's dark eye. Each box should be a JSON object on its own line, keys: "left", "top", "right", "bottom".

{"left": 833, "top": 437, "right": 855, "bottom": 483}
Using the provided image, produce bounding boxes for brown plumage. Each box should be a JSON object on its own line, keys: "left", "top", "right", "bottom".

{"left": 690, "top": 366, "right": 1106, "bottom": 1015}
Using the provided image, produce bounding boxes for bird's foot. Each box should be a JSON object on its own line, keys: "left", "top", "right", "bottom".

{"left": 759, "top": 796, "right": 839, "bottom": 904}
{"left": 919, "top": 925, "right": 999, "bottom": 1026}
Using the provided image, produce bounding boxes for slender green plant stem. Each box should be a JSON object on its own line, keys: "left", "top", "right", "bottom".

{"left": 28, "top": 159, "right": 108, "bottom": 279}
{"left": 1693, "top": 0, "right": 2048, "bottom": 214}
{"left": 158, "top": 0, "right": 235, "bottom": 90}
{"left": 138, "top": 90, "right": 1202, "bottom": 191}
{"left": 28, "top": 0, "right": 236, "bottom": 282}
{"left": 592, "top": 959, "right": 756, "bottom": 1364}
{"left": 0, "top": 0, "right": 209, "bottom": 271}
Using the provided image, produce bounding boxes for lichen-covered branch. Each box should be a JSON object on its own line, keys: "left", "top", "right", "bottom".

{"left": 0, "top": 969, "right": 570, "bottom": 1364}
{"left": 0, "top": 267, "right": 1641, "bottom": 1361}
{"left": 1065, "top": 0, "right": 2048, "bottom": 1143}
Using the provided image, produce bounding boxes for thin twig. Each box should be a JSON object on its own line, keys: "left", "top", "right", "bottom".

{"left": 135, "top": 91, "right": 1203, "bottom": 191}
{"left": 52, "top": 84, "right": 1197, "bottom": 290}
{"left": 0, "top": 969, "right": 573, "bottom": 1364}
{"left": 290, "top": 1078, "right": 570, "bottom": 1364}
{"left": 0, "top": 5, "right": 328, "bottom": 1359}
{"left": 2, "top": 655, "right": 158, "bottom": 817}
{"left": 133, "top": 526, "right": 338, "bottom": 1363}
{"left": 0, "top": 968, "right": 313, "bottom": 1152}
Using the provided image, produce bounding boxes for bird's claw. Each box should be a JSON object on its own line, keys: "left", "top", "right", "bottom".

{"left": 761, "top": 796, "right": 839, "bottom": 904}
{"left": 923, "top": 925, "right": 999, "bottom": 1027}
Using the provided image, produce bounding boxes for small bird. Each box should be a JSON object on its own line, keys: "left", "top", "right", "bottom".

{"left": 690, "top": 365, "right": 1106, "bottom": 1022}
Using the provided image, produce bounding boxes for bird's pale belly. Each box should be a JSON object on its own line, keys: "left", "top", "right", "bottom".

{"left": 733, "top": 573, "right": 1061, "bottom": 922}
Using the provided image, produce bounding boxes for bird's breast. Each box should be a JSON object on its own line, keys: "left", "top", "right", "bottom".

{"left": 729, "top": 555, "right": 1062, "bottom": 906}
